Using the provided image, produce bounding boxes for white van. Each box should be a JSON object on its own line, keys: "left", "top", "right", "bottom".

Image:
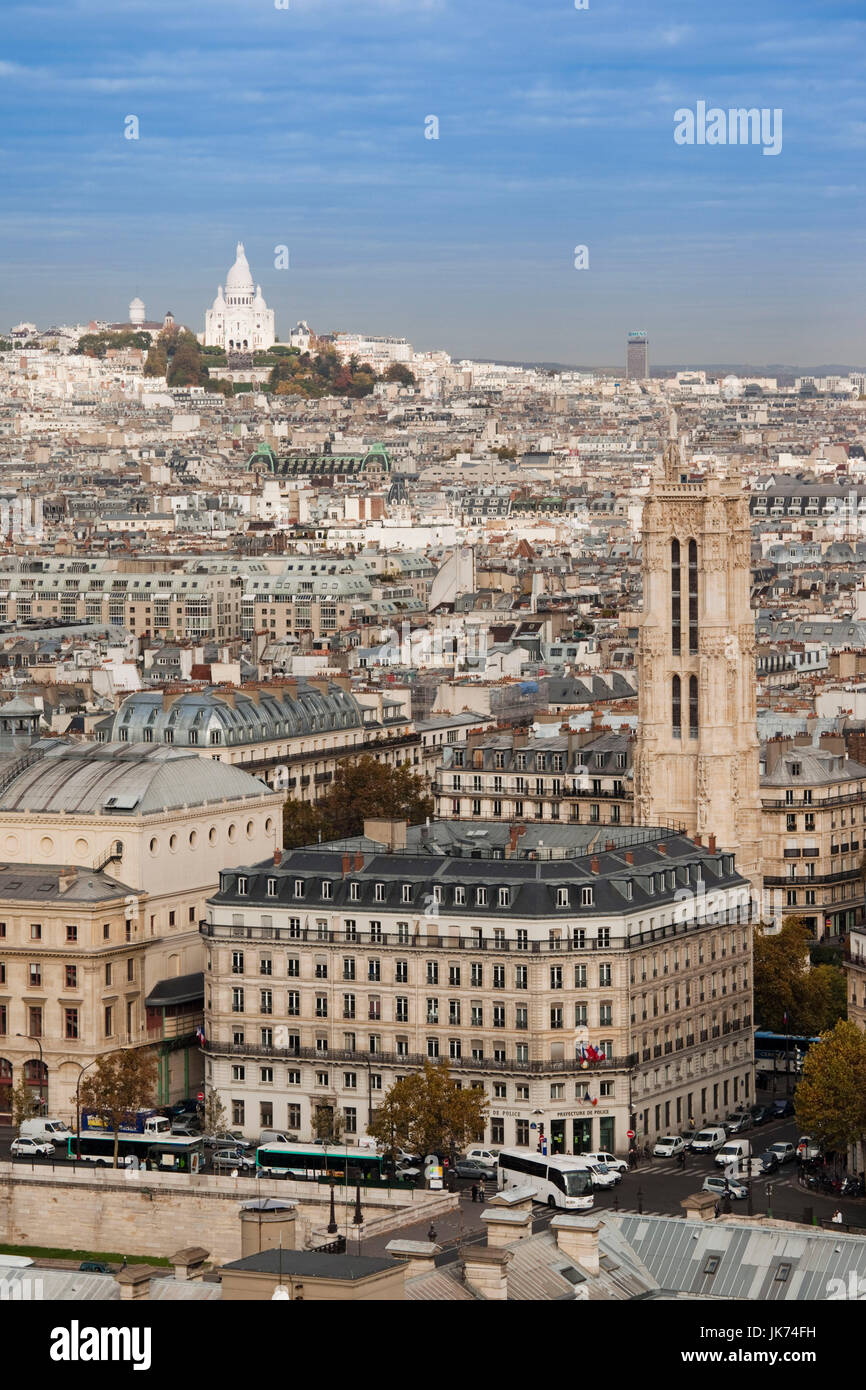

{"left": 715, "top": 1139, "right": 751, "bottom": 1170}
{"left": 690, "top": 1126, "right": 728, "bottom": 1154}
{"left": 19, "top": 1118, "right": 73, "bottom": 1145}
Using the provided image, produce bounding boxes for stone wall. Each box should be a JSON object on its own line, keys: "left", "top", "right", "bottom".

{"left": 0, "top": 1164, "right": 456, "bottom": 1265}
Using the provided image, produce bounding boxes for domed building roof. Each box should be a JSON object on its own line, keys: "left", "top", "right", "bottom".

{"left": 129, "top": 297, "right": 145, "bottom": 310}
{"left": 226, "top": 242, "right": 254, "bottom": 292}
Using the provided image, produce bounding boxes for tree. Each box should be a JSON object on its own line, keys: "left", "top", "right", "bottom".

{"left": 753, "top": 916, "right": 812, "bottom": 1032}
{"left": 383, "top": 362, "right": 416, "bottom": 387}
{"left": 794, "top": 1020, "right": 866, "bottom": 1155}
{"left": 167, "top": 330, "right": 204, "bottom": 387}
{"left": 366, "top": 1059, "right": 488, "bottom": 1164}
{"left": 282, "top": 796, "right": 325, "bottom": 849}
{"left": 754, "top": 916, "right": 847, "bottom": 1034}
{"left": 10, "top": 1079, "right": 38, "bottom": 1126}
{"left": 143, "top": 341, "right": 168, "bottom": 377}
{"left": 313, "top": 1105, "right": 344, "bottom": 1145}
{"left": 311, "top": 757, "right": 433, "bottom": 842}
{"left": 78, "top": 1049, "right": 158, "bottom": 1168}
{"left": 202, "top": 1089, "right": 227, "bottom": 1138}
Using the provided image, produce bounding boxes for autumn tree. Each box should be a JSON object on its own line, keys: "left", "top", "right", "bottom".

{"left": 366, "top": 1059, "right": 488, "bottom": 1165}
{"left": 313, "top": 1105, "right": 344, "bottom": 1145}
{"left": 314, "top": 757, "right": 433, "bottom": 842}
{"left": 282, "top": 796, "right": 325, "bottom": 849}
{"left": 167, "top": 329, "right": 205, "bottom": 387}
{"left": 202, "top": 1088, "right": 228, "bottom": 1138}
{"left": 10, "top": 1080, "right": 38, "bottom": 1126}
{"left": 794, "top": 1020, "right": 866, "bottom": 1155}
{"left": 754, "top": 916, "right": 847, "bottom": 1034}
{"left": 383, "top": 362, "right": 416, "bottom": 387}
{"left": 78, "top": 1049, "right": 158, "bottom": 1168}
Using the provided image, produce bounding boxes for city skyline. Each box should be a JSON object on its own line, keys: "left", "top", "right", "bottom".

{"left": 1, "top": 0, "right": 864, "bottom": 364}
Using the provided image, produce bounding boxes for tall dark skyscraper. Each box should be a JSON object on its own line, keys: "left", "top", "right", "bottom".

{"left": 627, "top": 331, "right": 649, "bottom": 380}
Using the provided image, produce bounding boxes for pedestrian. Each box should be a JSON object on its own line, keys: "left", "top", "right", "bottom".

{"left": 832, "top": 1209, "right": 843, "bottom": 1225}
{"left": 471, "top": 1183, "right": 478, "bottom": 1204}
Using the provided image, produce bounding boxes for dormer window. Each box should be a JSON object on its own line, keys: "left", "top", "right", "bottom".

{"left": 498, "top": 887, "right": 510, "bottom": 908}
{"left": 476, "top": 887, "right": 488, "bottom": 906}
{"left": 557, "top": 887, "right": 569, "bottom": 908}
{"left": 322, "top": 881, "right": 333, "bottom": 900}
{"left": 454, "top": 887, "right": 466, "bottom": 906}
{"left": 237, "top": 877, "right": 248, "bottom": 896}
{"left": 581, "top": 886, "right": 594, "bottom": 906}
{"left": 266, "top": 878, "right": 277, "bottom": 897}
{"left": 401, "top": 884, "right": 412, "bottom": 904}
{"left": 294, "top": 879, "right": 305, "bottom": 899}
{"left": 349, "top": 882, "right": 360, "bottom": 902}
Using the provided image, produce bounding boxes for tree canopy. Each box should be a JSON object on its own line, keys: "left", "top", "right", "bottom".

{"left": 794, "top": 1020, "right": 866, "bottom": 1154}
{"left": 753, "top": 916, "right": 847, "bottom": 1034}
{"left": 282, "top": 757, "right": 433, "bottom": 847}
{"left": 78, "top": 1049, "right": 158, "bottom": 1168}
{"left": 75, "top": 329, "right": 152, "bottom": 357}
{"left": 366, "top": 1059, "right": 488, "bottom": 1161}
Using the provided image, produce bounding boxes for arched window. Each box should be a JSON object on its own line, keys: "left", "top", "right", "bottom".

{"left": 689, "top": 675, "right": 699, "bottom": 737}
{"left": 672, "top": 675, "right": 682, "bottom": 738}
{"left": 688, "top": 539, "right": 698, "bottom": 653}
{"left": 671, "top": 539, "right": 681, "bottom": 655}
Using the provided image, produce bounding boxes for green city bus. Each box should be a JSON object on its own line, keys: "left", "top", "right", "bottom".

{"left": 68, "top": 1132, "right": 204, "bottom": 1172}
{"left": 255, "top": 1143, "right": 387, "bottom": 1183}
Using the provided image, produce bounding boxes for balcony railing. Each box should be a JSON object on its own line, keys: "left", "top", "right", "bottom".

{"left": 203, "top": 1039, "right": 638, "bottom": 1074}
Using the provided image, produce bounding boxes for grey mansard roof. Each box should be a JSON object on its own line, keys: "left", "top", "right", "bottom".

{"left": 95, "top": 682, "right": 366, "bottom": 748}
{"left": 212, "top": 826, "right": 746, "bottom": 919}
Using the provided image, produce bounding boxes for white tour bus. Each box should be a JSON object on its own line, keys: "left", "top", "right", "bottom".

{"left": 497, "top": 1148, "right": 595, "bottom": 1210}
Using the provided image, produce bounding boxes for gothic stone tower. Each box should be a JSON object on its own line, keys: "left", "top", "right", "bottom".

{"left": 633, "top": 423, "right": 762, "bottom": 895}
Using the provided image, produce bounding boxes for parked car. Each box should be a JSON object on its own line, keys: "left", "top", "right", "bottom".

{"left": 169, "top": 1098, "right": 202, "bottom": 1118}
{"left": 170, "top": 1121, "right": 201, "bottom": 1138}
{"left": 79, "top": 1261, "right": 111, "bottom": 1274}
{"left": 724, "top": 1113, "right": 751, "bottom": 1135}
{"left": 11, "top": 1136, "right": 54, "bottom": 1158}
{"left": 714, "top": 1140, "right": 751, "bottom": 1170}
{"left": 210, "top": 1148, "right": 256, "bottom": 1173}
{"left": 587, "top": 1163, "right": 620, "bottom": 1189}
{"left": 796, "top": 1136, "right": 821, "bottom": 1161}
{"left": 702, "top": 1175, "right": 748, "bottom": 1201}
{"left": 204, "top": 1130, "right": 251, "bottom": 1150}
{"left": 758, "top": 1150, "right": 781, "bottom": 1174}
{"left": 749, "top": 1104, "right": 772, "bottom": 1127}
{"left": 584, "top": 1151, "right": 628, "bottom": 1174}
{"left": 454, "top": 1158, "right": 496, "bottom": 1181}
{"left": 653, "top": 1135, "right": 686, "bottom": 1158}
{"left": 767, "top": 1141, "right": 796, "bottom": 1165}
{"left": 394, "top": 1160, "right": 421, "bottom": 1180}
{"left": 464, "top": 1147, "right": 500, "bottom": 1165}
{"left": 771, "top": 1098, "right": 795, "bottom": 1117}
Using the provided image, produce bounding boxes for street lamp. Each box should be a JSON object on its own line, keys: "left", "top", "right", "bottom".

{"left": 74, "top": 1059, "right": 99, "bottom": 1160}
{"left": 16, "top": 1033, "right": 45, "bottom": 1115}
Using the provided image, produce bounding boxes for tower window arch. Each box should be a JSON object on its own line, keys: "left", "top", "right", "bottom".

{"left": 671, "top": 539, "right": 681, "bottom": 655}
{"left": 672, "top": 675, "right": 682, "bottom": 738}
{"left": 689, "top": 675, "right": 699, "bottom": 737}
{"left": 688, "top": 539, "right": 698, "bottom": 654}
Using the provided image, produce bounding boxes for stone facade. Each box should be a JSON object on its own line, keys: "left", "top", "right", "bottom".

{"left": 634, "top": 425, "right": 763, "bottom": 900}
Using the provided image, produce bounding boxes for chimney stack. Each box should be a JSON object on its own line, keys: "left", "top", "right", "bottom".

{"left": 624, "top": 851, "right": 634, "bottom": 865}
{"left": 342, "top": 853, "right": 351, "bottom": 876}
{"left": 693, "top": 833, "right": 702, "bottom": 846}
{"left": 658, "top": 843, "right": 667, "bottom": 855}
{"left": 550, "top": 1216, "right": 602, "bottom": 1275}
{"left": 590, "top": 856, "right": 600, "bottom": 874}
{"left": 354, "top": 852, "right": 364, "bottom": 872}
{"left": 461, "top": 1247, "right": 511, "bottom": 1300}
{"left": 273, "top": 847, "right": 282, "bottom": 867}
{"left": 170, "top": 1246, "right": 209, "bottom": 1281}
{"left": 708, "top": 833, "right": 717, "bottom": 853}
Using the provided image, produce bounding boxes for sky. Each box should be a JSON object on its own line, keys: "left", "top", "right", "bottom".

{"left": 1, "top": 0, "right": 864, "bottom": 367}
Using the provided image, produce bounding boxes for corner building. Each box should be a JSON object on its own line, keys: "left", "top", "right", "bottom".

{"left": 202, "top": 822, "right": 754, "bottom": 1153}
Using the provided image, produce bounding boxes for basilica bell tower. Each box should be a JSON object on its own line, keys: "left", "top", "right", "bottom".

{"left": 633, "top": 418, "right": 762, "bottom": 896}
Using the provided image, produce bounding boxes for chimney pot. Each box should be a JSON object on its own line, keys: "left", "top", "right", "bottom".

{"left": 658, "top": 843, "right": 667, "bottom": 855}
{"left": 694, "top": 833, "right": 702, "bottom": 846}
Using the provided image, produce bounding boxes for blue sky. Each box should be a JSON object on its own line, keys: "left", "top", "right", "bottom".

{"left": 2, "top": 0, "right": 864, "bottom": 365}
